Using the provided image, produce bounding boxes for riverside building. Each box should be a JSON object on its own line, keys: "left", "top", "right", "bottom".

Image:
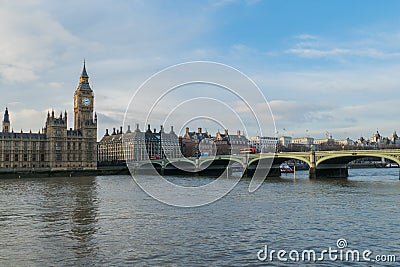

{"left": 97, "top": 124, "right": 182, "bottom": 165}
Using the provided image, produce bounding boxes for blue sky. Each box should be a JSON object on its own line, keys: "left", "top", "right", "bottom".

{"left": 1, "top": 0, "right": 400, "bottom": 140}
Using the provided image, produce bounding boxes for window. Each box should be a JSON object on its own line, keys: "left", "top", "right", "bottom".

{"left": 32, "top": 142, "right": 36, "bottom": 150}
{"left": 56, "top": 154, "right": 62, "bottom": 161}
{"left": 32, "top": 154, "right": 36, "bottom": 161}
{"left": 41, "top": 154, "right": 45, "bottom": 161}
{"left": 23, "top": 154, "right": 28, "bottom": 161}
{"left": 67, "top": 142, "right": 71, "bottom": 150}
{"left": 14, "top": 142, "right": 19, "bottom": 150}
{"left": 24, "top": 142, "right": 28, "bottom": 151}
{"left": 56, "top": 130, "right": 62, "bottom": 136}
{"left": 4, "top": 141, "right": 10, "bottom": 150}
{"left": 14, "top": 154, "right": 18, "bottom": 161}
{"left": 5, "top": 154, "right": 9, "bottom": 161}
{"left": 55, "top": 142, "right": 61, "bottom": 150}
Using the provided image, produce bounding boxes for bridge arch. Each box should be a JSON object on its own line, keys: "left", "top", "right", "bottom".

{"left": 199, "top": 157, "right": 244, "bottom": 169}
{"left": 165, "top": 159, "right": 196, "bottom": 173}
{"left": 248, "top": 154, "right": 311, "bottom": 167}
{"left": 316, "top": 152, "right": 400, "bottom": 167}
{"left": 166, "top": 159, "right": 196, "bottom": 167}
{"left": 138, "top": 161, "right": 162, "bottom": 169}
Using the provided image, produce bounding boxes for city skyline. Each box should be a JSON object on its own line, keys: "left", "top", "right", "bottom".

{"left": 1, "top": 1, "right": 400, "bottom": 139}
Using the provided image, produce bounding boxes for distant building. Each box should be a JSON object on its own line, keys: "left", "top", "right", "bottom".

{"left": 249, "top": 136, "right": 278, "bottom": 153}
{"left": 391, "top": 131, "right": 399, "bottom": 144}
{"left": 0, "top": 63, "right": 97, "bottom": 170}
{"left": 291, "top": 137, "right": 314, "bottom": 148}
{"left": 335, "top": 138, "right": 355, "bottom": 146}
{"left": 313, "top": 138, "right": 334, "bottom": 145}
{"left": 180, "top": 127, "right": 213, "bottom": 157}
{"left": 214, "top": 129, "right": 249, "bottom": 155}
{"left": 370, "top": 130, "right": 382, "bottom": 144}
{"left": 279, "top": 136, "right": 292, "bottom": 147}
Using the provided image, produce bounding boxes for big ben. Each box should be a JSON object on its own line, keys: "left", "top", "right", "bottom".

{"left": 74, "top": 61, "right": 95, "bottom": 130}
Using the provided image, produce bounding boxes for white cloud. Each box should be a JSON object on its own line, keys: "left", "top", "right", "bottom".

{"left": 295, "top": 34, "right": 318, "bottom": 40}
{"left": 5, "top": 108, "right": 47, "bottom": 132}
{"left": 211, "top": 0, "right": 261, "bottom": 8}
{"left": 286, "top": 48, "right": 351, "bottom": 58}
{"left": 286, "top": 32, "right": 400, "bottom": 60}
{"left": 0, "top": 1, "right": 79, "bottom": 82}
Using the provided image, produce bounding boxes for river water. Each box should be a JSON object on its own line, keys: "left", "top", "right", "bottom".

{"left": 1, "top": 169, "right": 399, "bottom": 266}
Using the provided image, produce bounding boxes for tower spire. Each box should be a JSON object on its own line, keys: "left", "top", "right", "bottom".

{"left": 77, "top": 60, "right": 91, "bottom": 91}
{"left": 81, "top": 59, "right": 89, "bottom": 79}
{"left": 2, "top": 107, "right": 10, "bottom": 133}
{"left": 3, "top": 107, "right": 9, "bottom": 122}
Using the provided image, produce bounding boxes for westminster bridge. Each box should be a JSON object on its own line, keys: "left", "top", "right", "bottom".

{"left": 133, "top": 149, "right": 400, "bottom": 179}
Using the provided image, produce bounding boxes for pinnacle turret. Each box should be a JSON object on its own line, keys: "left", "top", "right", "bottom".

{"left": 3, "top": 107, "right": 9, "bottom": 122}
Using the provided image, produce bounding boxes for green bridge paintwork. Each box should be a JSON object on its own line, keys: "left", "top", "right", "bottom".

{"left": 135, "top": 150, "right": 400, "bottom": 179}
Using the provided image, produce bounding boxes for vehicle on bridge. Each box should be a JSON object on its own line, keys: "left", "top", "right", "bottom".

{"left": 240, "top": 148, "right": 257, "bottom": 154}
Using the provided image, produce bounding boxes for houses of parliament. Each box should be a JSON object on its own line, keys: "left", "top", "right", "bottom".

{"left": 0, "top": 63, "right": 97, "bottom": 170}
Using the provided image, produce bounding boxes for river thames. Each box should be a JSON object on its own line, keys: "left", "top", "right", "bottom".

{"left": 1, "top": 169, "right": 399, "bottom": 266}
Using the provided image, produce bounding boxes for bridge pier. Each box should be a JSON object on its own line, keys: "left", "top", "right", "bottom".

{"left": 315, "top": 167, "right": 348, "bottom": 178}
{"left": 244, "top": 166, "right": 281, "bottom": 178}
{"left": 309, "top": 167, "right": 316, "bottom": 179}
{"left": 309, "top": 151, "right": 316, "bottom": 179}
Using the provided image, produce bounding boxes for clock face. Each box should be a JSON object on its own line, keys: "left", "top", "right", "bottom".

{"left": 82, "top": 98, "right": 91, "bottom": 106}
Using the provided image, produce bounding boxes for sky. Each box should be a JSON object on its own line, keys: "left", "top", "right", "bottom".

{"left": 1, "top": 0, "right": 400, "bottom": 140}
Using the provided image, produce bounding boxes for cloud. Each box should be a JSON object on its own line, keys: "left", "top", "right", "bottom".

{"left": 211, "top": 0, "right": 261, "bottom": 8}
{"left": 295, "top": 34, "right": 318, "bottom": 40}
{"left": 5, "top": 108, "right": 47, "bottom": 132}
{"left": 0, "top": 1, "right": 79, "bottom": 82}
{"left": 286, "top": 32, "right": 400, "bottom": 60}
{"left": 286, "top": 48, "right": 351, "bottom": 58}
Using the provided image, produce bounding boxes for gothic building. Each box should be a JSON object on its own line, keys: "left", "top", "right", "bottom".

{"left": 0, "top": 63, "right": 97, "bottom": 170}
{"left": 97, "top": 124, "right": 182, "bottom": 165}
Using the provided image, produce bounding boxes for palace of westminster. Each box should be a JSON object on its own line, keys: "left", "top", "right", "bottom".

{"left": 0, "top": 63, "right": 97, "bottom": 170}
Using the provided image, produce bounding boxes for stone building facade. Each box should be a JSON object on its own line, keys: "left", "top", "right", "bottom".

{"left": 180, "top": 127, "right": 214, "bottom": 157}
{"left": 179, "top": 128, "right": 249, "bottom": 157}
{"left": 0, "top": 63, "right": 97, "bottom": 170}
{"left": 97, "top": 124, "right": 181, "bottom": 165}
{"left": 249, "top": 136, "right": 278, "bottom": 153}
{"left": 214, "top": 129, "right": 249, "bottom": 155}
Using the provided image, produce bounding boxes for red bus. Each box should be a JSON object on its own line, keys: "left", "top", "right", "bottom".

{"left": 240, "top": 148, "right": 256, "bottom": 154}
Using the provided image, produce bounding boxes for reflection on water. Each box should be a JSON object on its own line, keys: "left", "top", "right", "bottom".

{"left": 0, "top": 169, "right": 399, "bottom": 266}
{"left": 0, "top": 177, "right": 100, "bottom": 266}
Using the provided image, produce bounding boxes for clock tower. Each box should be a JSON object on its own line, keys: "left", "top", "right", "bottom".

{"left": 74, "top": 61, "right": 95, "bottom": 130}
